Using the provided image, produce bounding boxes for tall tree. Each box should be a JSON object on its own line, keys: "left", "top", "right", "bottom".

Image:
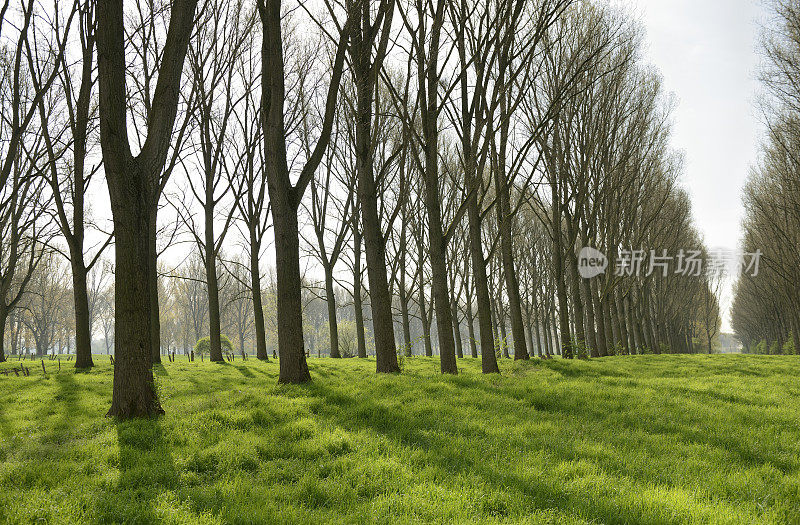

{"left": 256, "top": 0, "right": 351, "bottom": 383}
{"left": 97, "top": 0, "right": 199, "bottom": 417}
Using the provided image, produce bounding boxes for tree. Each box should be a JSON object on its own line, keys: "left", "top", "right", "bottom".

{"left": 96, "top": 0, "right": 199, "bottom": 417}
{"left": 255, "top": 0, "right": 350, "bottom": 383}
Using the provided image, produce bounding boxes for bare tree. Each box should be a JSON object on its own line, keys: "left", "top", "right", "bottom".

{"left": 96, "top": 0, "right": 199, "bottom": 417}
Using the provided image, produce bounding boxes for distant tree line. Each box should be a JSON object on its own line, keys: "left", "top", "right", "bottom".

{"left": 731, "top": 0, "right": 800, "bottom": 355}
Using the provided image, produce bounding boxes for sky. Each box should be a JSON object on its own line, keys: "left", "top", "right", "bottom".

{"left": 622, "top": 0, "right": 769, "bottom": 330}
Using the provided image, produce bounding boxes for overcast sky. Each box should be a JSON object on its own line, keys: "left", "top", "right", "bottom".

{"left": 622, "top": 0, "right": 768, "bottom": 329}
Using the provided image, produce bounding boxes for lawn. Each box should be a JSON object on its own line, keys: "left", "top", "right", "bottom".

{"left": 1, "top": 354, "right": 799, "bottom": 524}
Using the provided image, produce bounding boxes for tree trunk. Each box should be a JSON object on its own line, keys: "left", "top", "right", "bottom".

{"left": 71, "top": 258, "right": 94, "bottom": 368}
{"left": 107, "top": 172, "right": 163, "bottom": 417}
{"left": 498, "top": 307, "right": 509, "bottom": 359}
{"left": 533, "top": 307, "right": 543, "bottom": 357}
{"left": 149, "top": 210, "right": 162, "bottom": 365}
{"left": 551, "top": 185, "right": 573, "bottom": 359}
{"left": 271, "top": 198, "right": 311, "bottom": 382}
{"left": 591, "top": 280, "right": 608, "bottom": 356}
{"left": 355, "top": 71, "right": 398, "bottom": 373}
{"left": 250, "top": 233, "right": 268, "bottom": 360}
{"left": 468, "top": 198, "right": 499, "bottom": 373}
{"left": 353, "top": 227, "right": 367, "bottom": 359}
{"left": 581, "top": 275, "right": 598, "bottom": 357}
{"left": 426, "top": 194, "right": 457, "bottom": 373}
{"left": 465, "top": 298, "right": 478, "bottom": 358}
{"left": 614, "top": 289, "right": 629, "bottom": 355}
{"left": 324, "top": 266, "right": 340, "bottom": 358}
{"left": 400, "top": 281, "right": 412, "bottom": 357}
{"left": 551, "top": 308, "right": 561, "bottom": 355}
{"left": 0, "top": 310, "right": 6, "bottom": 363}
{"left": 543, "top": 306, "right": 552, "bottom": 357}
{"left": 451, "top": 295, "right": 463, "bottom": 359}
{"left": 495, "top": 167, "right": 528, "bottom": 361}
{"left": 206, "top": 239, "right": 224, "bottom": 362}
{"left": 624, "top": 293, "right": 638, "bottom": 354}
{"left": 566, "top": 242, "right": 585, "bottom": 355}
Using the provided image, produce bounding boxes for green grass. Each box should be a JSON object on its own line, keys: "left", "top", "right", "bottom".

{"left": 1, "top": 354, "right": 800, "bottom": 524}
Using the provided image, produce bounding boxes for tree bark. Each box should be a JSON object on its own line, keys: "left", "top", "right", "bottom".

{"left": 324, "top": 266, "right": 340, "bottom": 358}
{"left": 469, "top": 199, "right": 499, "bottom": 373}
{"left": 107, "top": 168, "right": 163, "bottom": 417}
{"left": 351, "top": 4, "right": 398, "bottom": 373}
{"left": 451, "top": 295, "right": 463, "bottom": 359}
{"left": 0, "top": 310, "right": 6, "bottom": 363}
{"left": 495, "top": 135, "right": 528, "bottom": 361}
{"left": 98, "top": 0, "right": 197, "bottom": 417}
{"left": 206, "top": 243, "right": 223, "bottom": 362}
{"left": 70, "top": 257, "right": 94, "bottom": 368}
{"left": 353, "top": 226, "right": 367, "bottom": 358}
{"left": 270, "top": 196, "right": 310, "bottom": 382}
{"left": 551, "top": 182, "right": 573, "bottom": 359}
{"left": 250, "top": 232, "right": 268, "bottom": 360}
{"left": 149, "top": 214, "right": 161, "bottom": 365}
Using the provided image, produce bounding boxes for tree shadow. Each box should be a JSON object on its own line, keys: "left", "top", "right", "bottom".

{"left": 233, "top": 364, "right": 255, "bottom": 378}
{"left": 301, "top": 380, "right": 637, "bottom": 523}
{"left": 95, "top": 419, "right": 178, "bottom": 523}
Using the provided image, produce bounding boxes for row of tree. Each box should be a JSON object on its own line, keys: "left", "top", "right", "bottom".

{"left": 731, "top": 0, "right": 800, "bottom": 355}
{"left": 1, "top": 0, "right": 722, "bottom": 418}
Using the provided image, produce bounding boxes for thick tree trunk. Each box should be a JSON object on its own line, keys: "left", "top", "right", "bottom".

{"left": 271, "top": 200, "right": 310, "bottom": 382}
{"left": 324, "top": 267, "right": 340, "bottom": 358}
{"left": 204, "top": 195, "right": 223, "bottom": 362}
{"left": 107, "top": 173, "right": 163, "bottom": 417}
{"left": 250, "top": 233, "right": 268, "bottom": 360}
{"left": 71, "top": 258, "right": 94, "bottom": 368}
{"left": 426, "top": 194, "right": 457, "bottom": 373}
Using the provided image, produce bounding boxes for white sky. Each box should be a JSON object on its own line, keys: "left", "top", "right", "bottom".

{"left": 622, "top": 0, "right": 769, "bottom": 330}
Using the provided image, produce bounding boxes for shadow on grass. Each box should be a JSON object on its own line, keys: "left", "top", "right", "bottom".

{"left": 96, "top": 418, "right": 177, "bottom": 523}
{"left": 302, "top": 380, "right": 636, "bottom": 524}
{"left": 233, "top": 364, "right": 255, "bottom": 378}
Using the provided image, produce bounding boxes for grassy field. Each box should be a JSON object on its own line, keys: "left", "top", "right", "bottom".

{"left": 1, "top": 354, "right": 799, "bottom": 524}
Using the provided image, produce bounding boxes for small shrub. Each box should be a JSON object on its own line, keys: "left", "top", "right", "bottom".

{"left": 194, "top": 335, "right": 234, "bottom": 357}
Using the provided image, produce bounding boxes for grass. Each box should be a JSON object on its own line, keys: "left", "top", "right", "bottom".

{"left": 1, "top": 354, "right": 800, "bottom": 524}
